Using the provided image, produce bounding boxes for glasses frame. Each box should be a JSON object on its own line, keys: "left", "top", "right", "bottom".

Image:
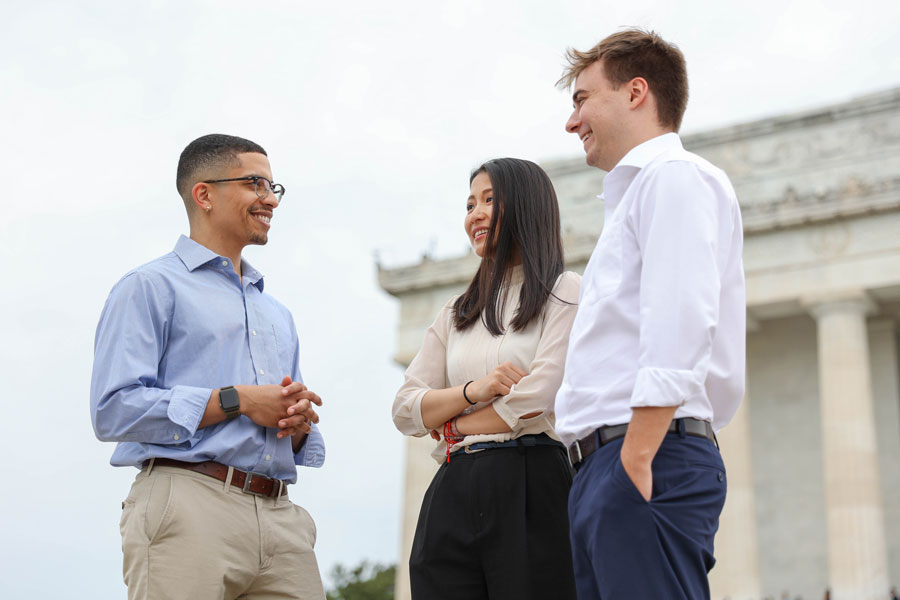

{"left": 201, "top": 176, "right": 285, "bottom": 202}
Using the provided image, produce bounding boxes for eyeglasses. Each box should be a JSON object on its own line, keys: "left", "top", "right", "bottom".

{"left": 202, "top": 176, "right": 285, "bottom": 203}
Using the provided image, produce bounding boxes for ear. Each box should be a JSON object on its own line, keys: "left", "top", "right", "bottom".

{"left": 626, "top": 77, "right": 651, "bottom": 109}
{"left": 191, "top": 182, "right": 212, "bottom": 213}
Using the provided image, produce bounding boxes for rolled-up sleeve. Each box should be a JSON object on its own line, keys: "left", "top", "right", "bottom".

{"left": 392, "top": 300, "right": 453, "bottom": 437}
{"left": 295, "top": 423, "right": 325, "bottom": 467}
{"left": 629, "top": 162, "right": 732, "bottom": 409}
{"left": 492, "top": 272, "right": 580, "bottom": 430}
{"left": 90, "top": 272, "right": 212, "bottom": 444}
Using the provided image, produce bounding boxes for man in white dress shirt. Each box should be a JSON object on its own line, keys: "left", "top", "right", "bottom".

{"left": 553, "top": 29, "right": 746, "bottom": 599}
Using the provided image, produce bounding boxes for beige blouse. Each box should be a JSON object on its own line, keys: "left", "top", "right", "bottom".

{"left": 392, "top": 268, "right": 581, "bottom": 463}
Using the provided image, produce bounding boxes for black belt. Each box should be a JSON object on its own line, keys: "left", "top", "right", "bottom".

{"left": 463, "top": 433, "right": 564, "bottom": 453}
{"left": 567, "top": 418, "right": 716, "bottom": 469}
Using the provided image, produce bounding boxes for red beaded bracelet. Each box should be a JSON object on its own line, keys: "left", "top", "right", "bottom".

{"left": 442, "top": 418, "right": 465, "bottom": 461}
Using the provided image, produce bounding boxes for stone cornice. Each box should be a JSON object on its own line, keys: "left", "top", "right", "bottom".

{"left": 381, "top": 87, "right": 900, "bottom": 291}
{"left": 541, "top": 87, "right": 900, "bottom": 176}
{"left": 687, "top": 88, "right": 900, "bottom": 149}
{"left": 380, "top": 178, "right": 900, "bottom": 290}
{"left": 378, "top": 254, "right": 478, "bottom": 296}
{"left": 743, "top": 176, "right": 900, "bottom": 234}
{"left": 378, "top": 233, "right": 599, "bottom": 295}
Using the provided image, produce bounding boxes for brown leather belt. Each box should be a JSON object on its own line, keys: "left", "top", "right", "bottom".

{"left": 146, "top": 458, "right": 289, "bottom": 497}
{"left": 567, "top": 417, "right": 717, "bottom": 470}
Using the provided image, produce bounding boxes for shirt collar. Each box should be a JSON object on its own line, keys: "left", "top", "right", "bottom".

{"left": 601, "top": 132, "right": 683, "bottom": 211}
{"left": 173, "top": 235, "right": 265, "bottom": 292}
{"left": 241, "top": 259, "right": 264, "bottom": 291}
{"left": 174, "top": 235, "right": 218, "bottom": 271}
{"left": 614, "top": 132, "right": 683, "bottom": 170}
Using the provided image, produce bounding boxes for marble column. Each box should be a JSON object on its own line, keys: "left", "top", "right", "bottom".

{"left": 808, "top": 291, "right": 889, "bottom": 599}
{"left": 395, "top": 435, "right": 440, "bottom": 600}
{"left": 709, "top": 391, "right": 762, "bottom": 600}
{"left": 868, "top": 319, "right": 900, "bottom": 586}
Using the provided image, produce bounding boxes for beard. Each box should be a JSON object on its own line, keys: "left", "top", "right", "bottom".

{"left": 248, "top": 230, "right": 268, "bottom": 245}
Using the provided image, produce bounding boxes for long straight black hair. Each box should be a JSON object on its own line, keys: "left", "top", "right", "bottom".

{"left": 453, "top": 158, "right": 566, "bottom": 335}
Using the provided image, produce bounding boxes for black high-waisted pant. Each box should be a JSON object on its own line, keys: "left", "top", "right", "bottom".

{"left": 409, "top": 438, "right": 577, "bottom": 600}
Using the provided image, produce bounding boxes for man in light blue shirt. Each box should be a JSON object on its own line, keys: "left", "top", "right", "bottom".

{"left": 91, "top": 134, "right": 326, "bottom": 599}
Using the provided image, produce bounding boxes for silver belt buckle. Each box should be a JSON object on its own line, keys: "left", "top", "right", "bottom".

{"left": 568, "top": 440, "right": 583, "bottom": 467}
{"left": 242, "top": 471, "right": 270, "bottom": 496}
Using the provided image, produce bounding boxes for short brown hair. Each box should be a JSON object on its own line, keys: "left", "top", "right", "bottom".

{"left": 558, "top": 29, "right": 688, "bottom": 131}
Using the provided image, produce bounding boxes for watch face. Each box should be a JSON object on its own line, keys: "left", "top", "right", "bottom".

{"left": 220, "top": 387, "right": 240, "bottom": 417}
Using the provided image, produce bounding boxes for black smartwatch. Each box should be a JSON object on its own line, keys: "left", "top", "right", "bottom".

{"left": 219, "top": 386, "right": 241, "bottom": 420}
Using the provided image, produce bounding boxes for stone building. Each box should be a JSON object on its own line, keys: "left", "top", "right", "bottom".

{"left": 379, "top": 87, "right": 900, "bottom": 600}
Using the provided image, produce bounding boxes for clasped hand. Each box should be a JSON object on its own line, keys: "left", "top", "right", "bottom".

{"left": 428, "top": 362, "right": 528, "bottom": 441}
{"left": 240, "top": 375, "right": 322, "bottom": 439}
{"left": 464, "top": 362, "right": 528, "bottom": 404}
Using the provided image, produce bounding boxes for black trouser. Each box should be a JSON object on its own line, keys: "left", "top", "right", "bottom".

{"left": 409, "top": 439, "right": 577, "bottom": 600}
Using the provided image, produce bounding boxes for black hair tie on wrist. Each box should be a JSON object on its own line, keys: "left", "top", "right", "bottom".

{"left": 463, "top": 381, "right": 476, "bottom": 405}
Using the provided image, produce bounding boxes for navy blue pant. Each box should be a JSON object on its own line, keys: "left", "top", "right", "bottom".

{"left": 568, "top": 430, "right": 727, "bottom": 599}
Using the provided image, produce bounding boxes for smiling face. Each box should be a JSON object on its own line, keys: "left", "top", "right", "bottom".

{"left": 465, "top": 170, "right": 495, "bottom": 258}
{"left": 206, "top": 152, "right": 278, "bottom": 250}
{"left": 565, "top": 60, "right": 631, "bottom": 171}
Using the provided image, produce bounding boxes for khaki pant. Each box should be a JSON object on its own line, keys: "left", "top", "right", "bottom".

{"left": 119, "top": 463, "right": 325, "bottom": 600}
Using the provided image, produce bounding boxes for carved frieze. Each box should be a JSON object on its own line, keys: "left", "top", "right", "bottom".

{"left": 805, "top": 222, "right": 851, "bottom": 259}
{"left": 742, "top": 175, "right": 900, "bottom": 232}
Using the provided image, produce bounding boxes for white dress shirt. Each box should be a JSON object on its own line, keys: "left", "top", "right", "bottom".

{"left": 394, "top": 269, "right": 581, "bottom": 463}
{"left": 554, "top": 133, "right": 746, "bottom": 448}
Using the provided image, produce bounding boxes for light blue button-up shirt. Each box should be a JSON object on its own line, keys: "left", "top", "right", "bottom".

{"left": 90, "top": 235, "right": 325, "bottom": 483}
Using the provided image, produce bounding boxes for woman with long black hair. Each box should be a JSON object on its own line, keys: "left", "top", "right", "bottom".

{"left": 392, "top": 158, "right": 579, "bottom": 600}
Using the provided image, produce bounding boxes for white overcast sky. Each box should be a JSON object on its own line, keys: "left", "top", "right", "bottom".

{"left": 2, "top": 0, "right": 899, "bottom": 596}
